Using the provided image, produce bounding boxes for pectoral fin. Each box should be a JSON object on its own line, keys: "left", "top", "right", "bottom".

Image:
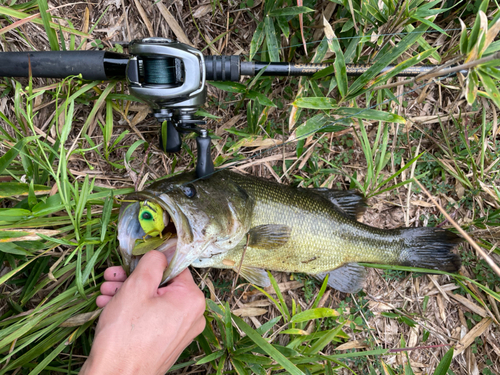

{"left": 313, "top": 263, "right": 366, "bottom": 293}
{"left": 247, "top": 224, "right": 292, "bottom": 250}
{"left": 236, "top": 265, "right": 271, "bottom": 287}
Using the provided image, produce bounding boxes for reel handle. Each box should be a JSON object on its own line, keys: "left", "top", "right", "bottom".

{"left": 195, "top": 131, "right": 214, "bottom": 179}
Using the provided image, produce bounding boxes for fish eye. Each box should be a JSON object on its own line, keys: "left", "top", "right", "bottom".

{"left": 141, "top": 211, "right": 153, "bottom": 220}
{"left": 180, "top": 184, "right": 196, "bottom": 198}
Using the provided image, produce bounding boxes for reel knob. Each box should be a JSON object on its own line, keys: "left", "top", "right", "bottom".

{"left": 195, "top": 130, "right": 214, "bottom": 179}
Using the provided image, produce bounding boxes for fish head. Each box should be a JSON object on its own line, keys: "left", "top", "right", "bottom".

{"left": 118, "top": 171, "right": 254, "bottom": 285}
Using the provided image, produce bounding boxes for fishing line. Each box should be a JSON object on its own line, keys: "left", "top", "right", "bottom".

{"left": 168, "top": 71, "right": 457, "bottom": 190}
{"left": 256, "top": 28, "right": 465, "bottom": 54}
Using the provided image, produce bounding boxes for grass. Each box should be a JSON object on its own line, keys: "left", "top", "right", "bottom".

{"left": 0, "top": 0, "right": 500, "bottom": 374}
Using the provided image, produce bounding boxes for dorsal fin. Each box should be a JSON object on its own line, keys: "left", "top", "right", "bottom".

{"left": 307, "top": 188, "right": 367, "bottom": 220}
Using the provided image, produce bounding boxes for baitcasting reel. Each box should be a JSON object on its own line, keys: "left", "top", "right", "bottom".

{"left": 127, "top": 37, "right": 211, "bottom": 179}
{"left": 126, "top": 37, "right": 239, "bottom": 179}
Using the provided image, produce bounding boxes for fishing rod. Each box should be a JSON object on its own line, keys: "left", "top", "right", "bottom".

{"left": 0, "top": 37, "right": 468, "bottom": 179}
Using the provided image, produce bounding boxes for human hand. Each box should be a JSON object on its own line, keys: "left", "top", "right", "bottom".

{"left": 80, "top": 251, "right": 206, "bottom": 375}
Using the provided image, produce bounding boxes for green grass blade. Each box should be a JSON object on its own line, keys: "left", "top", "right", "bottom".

{"left": 432, "top": 347, "right": 454, "bottom": 375}
{"left": 334, "top": 107, "right": 406, "bottom": 123}
{"left": 264, "top": 15, "right": 280, "bottom": 62}
{"left": 37, "top": 0, "right": 59, "bottom": 50}
{"left": 477, "top": 68, "right": 500, "bottom": 109}
{"left": 0, "top": 5, "right": 89, "bottom": 38}
{"left": 100, "top": 193, "right": 114, "bottom": 242}
{"left": 325, "top": 27, "right": 347, "bottom": 98}
{"left": 304, "top": 322, "right": 345, "bottom": 355}
{"left": 0, "top": 136, "right": 37, "bottom": 174}
{"left": 268, "top": 271, "right": 291, "bottom": 321}
{"left": 372, "top": 48, "right": 438, "bottom": 85}
{"left": 268, "top": 6, "right": 314, "bottom": 17}
{"left": 293, "top": 97, "right": 337, "bottom": 109}
{"left": 232, "top": 315, "right": 305, "bottom": 375}
{"left": 224, "top": 302, "right": 234, "bottom": 350}
{"left": 195, "top": 350, "right": 225, "bottom": 365}
{"left": 249, "top": 22, "right": 265, "bottom": 60}
{"left": 346, "top": 22, "right": 430, "bottom": 98}
{"left": 290, "top": 308, "right": 339, "bottom": 323}
{"left": 311, "top": 275, "right": 329, "bottom": 309}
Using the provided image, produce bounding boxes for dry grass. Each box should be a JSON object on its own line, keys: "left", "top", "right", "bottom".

{"left": 1, "top": 0, "right": 499, "bottom": 374}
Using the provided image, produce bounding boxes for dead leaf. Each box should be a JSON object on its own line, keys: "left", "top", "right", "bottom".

{"left": 454, "top": 317, "right": 493, "bottom": 357}
{"left": 130, "top": 106, "right": 151, "bottom": 127}
{"left": 204, "top": 277, "right": 217, "bottom": 301}
{"left": 335, "top": 340, "right": 369, "bottom": 350}
{"left": 216, "top": 114, "right": 243, "bottom": 136}
{"left": 156, "top": 3, "right": 192, "bottom": 46}
{"left": 193, "top": 4, "right": 212, "bottom": 18}
{"left": 228, "top": 136, "right": 283, "bottom": 154}
{"left": 60, "top": 310, "right": 101, "bottom": 327}
{"left": 369, "top": 300, "right": 395, "bottom": 313}
{"left": 297, "top": 0, "right": 307, "bottom": 56}
{"left": 0, "top": 229, "right": 61, "bottom": 243}
{"left": 446, "top": 291, "right": 487, "bottom": 318}
{"left": 243, "top": 299, "right": 272, "bottom": 307}
{"left": 134, "top": 0, "right": 154, "bottom": 37}
{"left": 428, "top": 275, "right": 451, "bottom": 302}
{"left": 232, "top": 307, "right": 268, "bottom": 317}
{"left": 411, "top": 200, "right": 434, "bottom": 208}
{"left": 455, "top": 180, "right": 465, "bottom": 199}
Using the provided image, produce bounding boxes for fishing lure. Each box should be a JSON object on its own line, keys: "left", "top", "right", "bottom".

{"left": 138, "top": 201, "right": 166, "bottom": 239}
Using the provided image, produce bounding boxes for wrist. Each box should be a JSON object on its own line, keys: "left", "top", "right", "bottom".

{"left": 80, "top": 350, "right": 150, "bottom": 375}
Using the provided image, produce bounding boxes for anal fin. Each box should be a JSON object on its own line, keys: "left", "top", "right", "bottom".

{"left": 237, "top": 265, "right": 271, "bottom": 287}
{"left": 247, "top": 224, "right": 292, "bottom": 250}
{"left": 313, "top": 263, "right": 366, "bottom": 293}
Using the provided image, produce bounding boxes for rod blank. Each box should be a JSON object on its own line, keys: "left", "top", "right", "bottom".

{"left": 0, "top": 51, "right": 128, "bottom": 80}
{"left": 0, "top": 51, "right": 468, "bottom": 81}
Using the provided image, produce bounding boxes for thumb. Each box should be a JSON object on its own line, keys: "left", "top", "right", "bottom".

{"left": 129, "top": 250, "right": 168, "bottom": 292}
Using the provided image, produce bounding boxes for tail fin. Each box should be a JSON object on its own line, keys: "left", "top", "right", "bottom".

{"left": 399, "top": 227, "right": 462, "bottom": 272}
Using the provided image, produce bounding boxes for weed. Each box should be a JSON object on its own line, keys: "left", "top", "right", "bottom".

{"left": 1, "top": 1, "right": 499, "bottom": 374}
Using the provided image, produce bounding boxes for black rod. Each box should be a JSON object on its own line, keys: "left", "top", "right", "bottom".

{"left": 0, "top": 51, "right": 468, "bottom": 81}
{"left": 239, "top": 61, "right": 469, "bottom": 78}
{"left": 0, "top": 51, "right": 129, "bottom": 80}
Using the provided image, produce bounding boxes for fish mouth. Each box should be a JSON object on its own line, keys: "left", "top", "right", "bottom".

{"left": 118, "top": 191, "right": 203, "bottom": 286}
{"left": 130, "top": 212, "right": 178, "bottom": 274}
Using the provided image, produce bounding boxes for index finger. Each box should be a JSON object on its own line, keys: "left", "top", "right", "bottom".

{"left": 103, "top": 266, "right": 127, "bottom": 282}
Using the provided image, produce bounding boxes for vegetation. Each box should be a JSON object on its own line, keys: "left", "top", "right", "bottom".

{"left": 0, "top": 0, "right": 499, "bottom": 374}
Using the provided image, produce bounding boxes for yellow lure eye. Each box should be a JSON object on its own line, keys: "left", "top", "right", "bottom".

{"left": 138, "top": 201, "right": 166, "bottom": 238}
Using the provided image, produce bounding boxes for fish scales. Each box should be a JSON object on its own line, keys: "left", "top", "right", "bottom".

{"left": 119, "top": 170, "right": 461, "bottom": 292}
{"left": 199, "top": 172, "right": 402, "bottom": 274}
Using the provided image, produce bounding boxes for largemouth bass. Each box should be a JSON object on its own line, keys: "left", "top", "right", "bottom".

{"left": 118, "top": 170, "right": 461, "bottom": 293}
